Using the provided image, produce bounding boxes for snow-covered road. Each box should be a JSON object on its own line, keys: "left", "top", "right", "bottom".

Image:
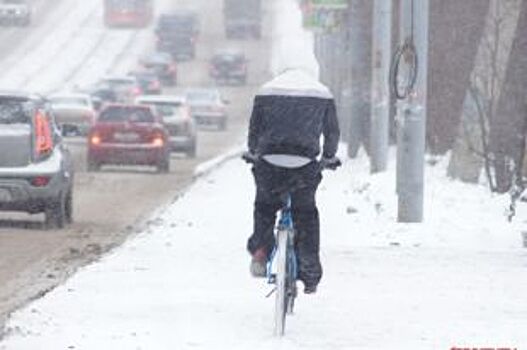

{"left": 1, "top": 148, "right": 526, "bottom": 349}
{"left": 0, "top": 0, "right": 168, "bottom": 93}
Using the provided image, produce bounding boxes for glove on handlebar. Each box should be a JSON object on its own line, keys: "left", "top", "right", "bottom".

{"left": 321, "top": 156, "right": 342, "bottom": 170}
{"left": 242, "top": 151, "right": 259, "bottom": 164}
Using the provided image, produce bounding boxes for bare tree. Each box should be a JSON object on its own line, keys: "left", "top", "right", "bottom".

{"left": 448, "top": 0, "right": 520, "bottom": 190}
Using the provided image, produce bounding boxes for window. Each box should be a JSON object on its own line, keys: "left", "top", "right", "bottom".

{"left": 0, "top": 101, "right": 31, "bottom": 125}
{"left": 99, "top": 107, "right": 154, "bottom": 123}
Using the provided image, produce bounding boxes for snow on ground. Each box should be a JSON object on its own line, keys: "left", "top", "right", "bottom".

{"left": 1, "top": 0, "right": 527, "bottom": 348}
{"left": 1, "top": 147, "right": 526, "bottom": 350}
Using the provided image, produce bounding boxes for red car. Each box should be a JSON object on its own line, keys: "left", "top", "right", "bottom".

{"left": 87, "top": 104, "right": 170, "bottom": 172}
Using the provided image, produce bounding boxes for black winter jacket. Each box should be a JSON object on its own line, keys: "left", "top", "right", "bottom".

{"left": 248, "top": 93, "right": 340, "bottom": 160}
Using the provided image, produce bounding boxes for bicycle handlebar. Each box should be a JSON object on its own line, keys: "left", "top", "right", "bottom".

{"left": 241, "top": 152, "right": 341, "bottom": 171}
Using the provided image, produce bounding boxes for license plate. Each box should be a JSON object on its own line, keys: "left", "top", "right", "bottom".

{"left": 114, "top": 132, "right": 140, "bottom": 142}
{"left": 0, "top": 188, "right": 12, "bottom": 202}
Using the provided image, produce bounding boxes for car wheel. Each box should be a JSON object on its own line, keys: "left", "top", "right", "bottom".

{"left": 45, "top": 194, "right": 66, "bottom": 229}
{"left": 219, "top": 118, "right": 227, "bottom": 131}
{"left": 65, "top": 189, "right": 73, "bottom": 224}
{"left": 157, "top": 156, "right": 170, "bottom": 173}
{"left": 87, "top": 160, "right": 100, "bottom": 172}
{"left": 187, "top": 141, "right": 197, "bottom": 158}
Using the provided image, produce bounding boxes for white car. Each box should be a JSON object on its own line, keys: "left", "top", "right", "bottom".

{"left": 98, "top": 76, "right": 142, "bottom": 103}
{"left": 0, "top": 92, "right": 74, "bottom": 229}
{"left": 0, "top": 0, "right": 31, "bottom": 26}
{"left": 185, "top": 88, "right": 228, "bottom": 130}
{"left": 48, "top": 93, "right": 96, "bottom": 136}
{"left": 135, "top": 95, "right": 197, "bottom": 157}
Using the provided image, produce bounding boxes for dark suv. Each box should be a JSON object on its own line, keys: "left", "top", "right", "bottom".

{"left": 209, "top": 50, "right": 248, "bottom": 85}
{"left": 155, "top": 11, "right": 199, "bottom": 60}
{"left": 0, "top": 92, "right": 74, "bottom": 228}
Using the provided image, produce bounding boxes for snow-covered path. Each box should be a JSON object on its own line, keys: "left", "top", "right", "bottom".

{"left": 1, "top": 149, "right": 526, "bottom": 349}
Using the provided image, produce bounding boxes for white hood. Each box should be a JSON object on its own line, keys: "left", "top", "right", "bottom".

{"left": 259, "top": 68, "right": 332, "bottom": 99}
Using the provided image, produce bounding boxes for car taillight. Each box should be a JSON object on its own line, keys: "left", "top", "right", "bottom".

{"left": 30, "top": 176, "right": 51, "bottom": 187}
{"left": 90, "top": 133, "right": 101, "bottom": 145}
{"left": 149, "top": 80, "right": 161, "bottom": 90}
{"left": 132, "top": 87, "right": 142, "bottom": 96}
{"left": 34, "top": 110, "right": 53, "bottom": 157}
{"left": 152, "top": 133, "right": 165, "bottom": 147}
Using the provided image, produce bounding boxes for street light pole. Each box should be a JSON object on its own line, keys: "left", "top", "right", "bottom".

{"left": 347, "top": 0, "right": 372, "bottom": 158}
{"left": 396, "top": 0, "right": 429, "bottom": 222}
{"left": 370, "top": 0, "right": 392, "bottom": 173}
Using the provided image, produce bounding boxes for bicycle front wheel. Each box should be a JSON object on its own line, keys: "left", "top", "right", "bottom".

{"left": 274, "top": 229, "right": 288, "bottom": 336}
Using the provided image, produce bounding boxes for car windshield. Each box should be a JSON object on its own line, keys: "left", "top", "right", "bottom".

{"left": 50, "top": 97, "right": 89, "bottom": 106}
{"left": 132, "top": 72, "right": 157, "bottom": 81}
{"left": 213, "top": 54, "right": 244, "bottom": 64}
{"left": 186, "top": 90, "right": 218, "bottom": 103}
{"left": 0, "top": 101, "right": 31, "bottom": 124}
{"left": 141, "top": 53, "right": 171, "bottom": 66}
{"left": 103, "top": 79, "right": 135, "bottom": 88}
{"left": 140, "top": 101, "right": 184, "bottom": 117}
{"left": 98, "top": 107, "right": 154, "bottom": 123}
{"left": 158, "top": 15, "right": 196, "bottom": 33}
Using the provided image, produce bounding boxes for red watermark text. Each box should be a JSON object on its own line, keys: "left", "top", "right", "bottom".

{"left": 450, "top": 347, "right": 518, "bottom": 350}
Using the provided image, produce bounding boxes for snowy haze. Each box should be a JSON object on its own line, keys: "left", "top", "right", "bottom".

{"left": 1, "top": 0, "right": 527, "bottom": 349}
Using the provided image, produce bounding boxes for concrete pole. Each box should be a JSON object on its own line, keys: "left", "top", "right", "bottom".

{"left": 370, "top": 0, "right": 392, "bottom": 173}
{"left": 396, "top": 0, "right": 429, "bottom": 222}
{"left": 347, "top": 0, "right": 373, "bottom": 158}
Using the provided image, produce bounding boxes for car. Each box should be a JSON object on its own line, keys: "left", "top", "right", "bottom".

{"left": 0, "top": 0, "right": 31, "bottom": 26}
{"left": 48, "top": 93, "right": 96, "bottom": 136}
{"left": 138, "top": 52, "right": 178, "bottom": 86}
{"left": 224, "top": 0, "right": 261, "bottom": 39}
{"left": 135, "top": 95, "right": 197, "bottom": 157}
{"left": 209, "top": 49, "right": 248, "bottom": 85}
{"left": 128, "top": 70, "right": 162, "bottom": 95}
{"left": 87, "top": 104, "right": 170, "bottom": 172}
{"left": 76, "top": 83, "right": 117, "bottom": 110}
{"left": 185, "top": 88, "right": 228, "bottom": 130}
{"left": 155, "top": 11, "right": 199, "bottom": 60}
{"left": 97, "top": 76, "right": 143, "bottom": 103}
{"left": 0, "top": 91, "right": 74, "bottom": 228}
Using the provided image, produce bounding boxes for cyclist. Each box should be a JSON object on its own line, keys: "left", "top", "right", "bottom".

{"left": 244, "top": 61, "right": 341, "bottom": 294}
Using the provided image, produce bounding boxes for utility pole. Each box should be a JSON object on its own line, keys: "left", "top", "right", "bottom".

{"left": 396, "top": 0, "right": 429, "bottom": 222}
{"left": 347, "top": 0, "right": 373, "bottom": 158}
{"left": 370, "top": 0, "right": 392, "bottom": 173}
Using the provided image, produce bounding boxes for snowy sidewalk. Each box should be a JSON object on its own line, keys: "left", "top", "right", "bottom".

{"left": 1, "top": 149, "right": 526, "bottom": 350}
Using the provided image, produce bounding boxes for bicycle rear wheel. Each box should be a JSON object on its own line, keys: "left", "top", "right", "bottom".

{"left": 274, "top": 229, "right": 288, "bottom": 336}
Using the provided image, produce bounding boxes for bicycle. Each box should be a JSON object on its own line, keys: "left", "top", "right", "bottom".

{"left": 243, "top": 152, "right": 341, "bottom": 336}
{"left": 268, "top": 191, "right": 297, "bottom": 336}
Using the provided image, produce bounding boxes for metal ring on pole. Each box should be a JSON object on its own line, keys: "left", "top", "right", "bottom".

{"left": 389, "top": 37, "right": 419, "bottom": 100}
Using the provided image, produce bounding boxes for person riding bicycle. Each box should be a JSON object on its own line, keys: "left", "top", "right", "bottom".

{"left": 244, "top": 61, "right": 341, "bottom": 294}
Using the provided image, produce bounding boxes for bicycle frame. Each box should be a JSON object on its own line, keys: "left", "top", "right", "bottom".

{"left": 267, "top": 194, "right": 298, "bottom": 336}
